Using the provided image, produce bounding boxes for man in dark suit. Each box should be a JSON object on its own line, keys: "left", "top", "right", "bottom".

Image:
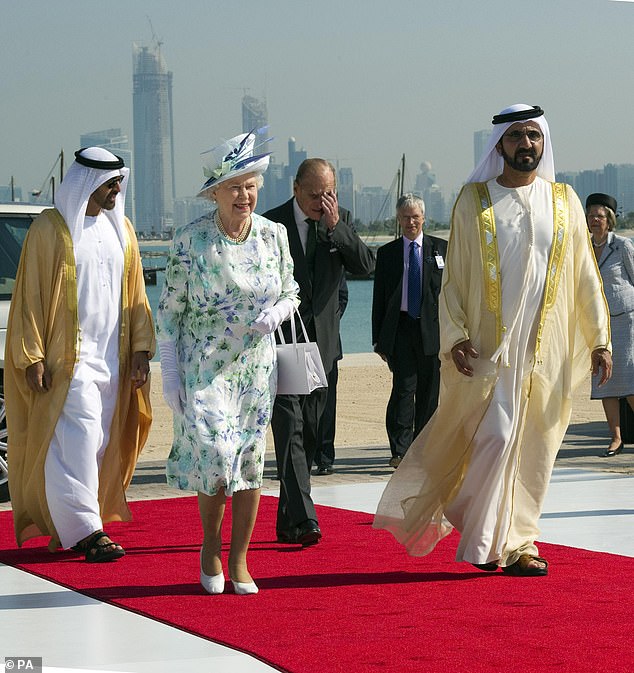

{"left": 313, "top": 271, "right": 348, "bottom": 476}
{"left": 372, "top": 193, "right": 447, "bottom": 468}
{"left": 264, "top": 158, "right": 375, "bottom": 545}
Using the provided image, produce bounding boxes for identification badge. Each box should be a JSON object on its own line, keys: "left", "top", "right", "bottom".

{"left": 434, "top": 254, "right": 445, "bottom": 269}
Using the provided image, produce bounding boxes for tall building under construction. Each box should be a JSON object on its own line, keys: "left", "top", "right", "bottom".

{"left": 132, "top": 43, "right": 175, "bottom": 236}
{"left": 241, "top": 94, "right": 268, "bottom": 135}
{"left": 241, "top": 94, "right": 274, "bottom": 211}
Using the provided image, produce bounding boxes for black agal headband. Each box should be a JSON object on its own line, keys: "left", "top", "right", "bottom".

{"left": 74, "top": 148, "right": 124, "bottom": 169}
{"left": 492, "top": 106, "right": 544, "bottom": 125}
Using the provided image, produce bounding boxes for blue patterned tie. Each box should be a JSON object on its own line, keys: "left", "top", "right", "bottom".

{"left": 407, "top": 241, "right": 421, "bottom": 319}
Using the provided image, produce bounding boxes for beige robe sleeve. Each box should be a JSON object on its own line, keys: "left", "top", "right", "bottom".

{"left": 9, "top": 220, "right": 57, "bottom": 369}
{"left": 439, "top": 185, "right": 498, "bottom": 364}
{"left": 567, "top": 186, "right": 611, "bottom": 353}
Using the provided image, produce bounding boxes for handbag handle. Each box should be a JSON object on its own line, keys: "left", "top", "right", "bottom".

{"left": 276, "top": 306, "right": 310, "bottom": 347}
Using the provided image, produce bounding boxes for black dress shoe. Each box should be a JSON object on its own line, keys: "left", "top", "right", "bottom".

{"left": 295, "top": 520, "right": 322, "bottom": 547}
{"left": 276, "top": 530, "right": 297, "bottom": 544}
{"left": 601, "top": 442, "right": 624, "bottom": 457}
{"left": 316, "top": 464, "right": 334, "bottom": 475}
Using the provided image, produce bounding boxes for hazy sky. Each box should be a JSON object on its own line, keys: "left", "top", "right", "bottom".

{"left": 3, "top": 0, "right": 634, "bottom": 203}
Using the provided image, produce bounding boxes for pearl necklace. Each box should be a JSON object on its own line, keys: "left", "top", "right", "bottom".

{"left": 592, "top": 238, "right": 607, "bottom": 248}
{"left": 215, "top": 211, "right": 251, "bottom": 243}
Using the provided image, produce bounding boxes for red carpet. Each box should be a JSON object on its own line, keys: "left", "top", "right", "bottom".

{"left": 1, "top": 495, "right": 633, "bottom": 673}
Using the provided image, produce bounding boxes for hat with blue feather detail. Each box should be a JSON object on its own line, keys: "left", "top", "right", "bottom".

{"left": 197, "top": 127, "right": 272, "bottom": 197}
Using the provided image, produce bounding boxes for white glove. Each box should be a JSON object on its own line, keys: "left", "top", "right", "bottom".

{"left": 253, "top": 298, "right": 295, "bottom": 335}
{"left": 158, "top": 341, "right": 185, "bottom": 415}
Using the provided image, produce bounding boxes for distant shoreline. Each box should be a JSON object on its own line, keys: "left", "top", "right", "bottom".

{"left": 137, "top": 229, "right": 453, "bottom": 248}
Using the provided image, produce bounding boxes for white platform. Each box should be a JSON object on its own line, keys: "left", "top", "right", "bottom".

{"left": 2, "top": 467, "right": 633, "bottom": 673}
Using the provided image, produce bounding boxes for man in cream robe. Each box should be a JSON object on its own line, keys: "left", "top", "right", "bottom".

{"left": 374, "top": 105, "right": 612, "bottom": 575}
{"left": 5, "top": 147, "right": 155, "bottom": 559}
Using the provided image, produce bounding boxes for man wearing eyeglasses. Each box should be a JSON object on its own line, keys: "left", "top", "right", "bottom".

{"left": 372, "top": 193, "right": 447, "bottom": 470}
{"left": 5, "top": 147, "right": 155, "bottom": 563}
{"left": 375, "top": 104, "right": 612, "bottom": 577}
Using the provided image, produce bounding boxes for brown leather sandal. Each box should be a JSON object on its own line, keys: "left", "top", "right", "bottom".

{"left": 502, "top": 554, "right": 548, "bottom": 577}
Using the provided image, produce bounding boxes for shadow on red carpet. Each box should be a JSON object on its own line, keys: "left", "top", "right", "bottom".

{"left": 1, "top": 495, "right": 633, "bottom": 673}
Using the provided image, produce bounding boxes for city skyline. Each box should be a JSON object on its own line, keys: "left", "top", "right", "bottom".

{"left": 3, "top": 1, "right": 634, "bottom": 210}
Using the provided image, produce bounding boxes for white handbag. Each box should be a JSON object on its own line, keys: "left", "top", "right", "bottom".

{"left": 276, "top": 309, "right": 328, "bottom": 395}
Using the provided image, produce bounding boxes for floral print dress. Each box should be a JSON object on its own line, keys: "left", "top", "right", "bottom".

{"left": 156, "top": 211, "right": 299, "bottom": 496}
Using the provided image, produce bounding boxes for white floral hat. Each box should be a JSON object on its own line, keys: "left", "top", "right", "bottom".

{"left": 197, "top": 127, "right": 272, "bottom": 197}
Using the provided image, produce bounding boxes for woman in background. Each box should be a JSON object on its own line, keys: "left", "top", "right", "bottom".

{"left": 586, "top": 193, "right": 634, "bottom": 457}
{"left": 156, "top": 130, "right": 299, "bottom": 594}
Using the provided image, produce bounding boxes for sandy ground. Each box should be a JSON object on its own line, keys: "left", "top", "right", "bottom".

{"left": 142, "top": 353, "right": 608, "bottom": 464}
{"left": 142, "top": 354, "right": 393, "bottom": 462}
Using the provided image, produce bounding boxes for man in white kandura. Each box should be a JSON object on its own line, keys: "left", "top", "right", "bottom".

{"left": 374, "top": 104, "right": 612, "bottom": 576}
{"left": 6, "top": 148, "right": 155, "bottom": 562}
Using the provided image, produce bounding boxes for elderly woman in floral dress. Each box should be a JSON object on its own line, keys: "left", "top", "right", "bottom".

{"left": 156, "top": 130, "right": 299, "bottom": 594}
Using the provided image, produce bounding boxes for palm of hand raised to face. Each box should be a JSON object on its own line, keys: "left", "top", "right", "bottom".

{"left": 320, "top": 191, "right": 339, "bottom": 230}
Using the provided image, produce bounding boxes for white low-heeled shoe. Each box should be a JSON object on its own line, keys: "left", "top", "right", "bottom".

{"left": 200, "top": 550, "right": 225, "bottom": 594}
{"left": 231, "top": 579, "right": 259, "bottom": 595}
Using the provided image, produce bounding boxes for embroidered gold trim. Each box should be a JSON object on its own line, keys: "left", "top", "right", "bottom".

{"left": 534, "top": 183, "right": 569, "bottom": 359}
{"left": 473, "top": 183, "right": 502, "bottom": 344}
{"left": 544, "top": 183, "right": 568, "bottom": 311}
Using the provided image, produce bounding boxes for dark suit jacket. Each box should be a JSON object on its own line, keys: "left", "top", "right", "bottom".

{"left": 372, "top": 234, "right": 448, "bottom": 357}
{"left": 263, "top": 198, "right": 375, "bottom": 373}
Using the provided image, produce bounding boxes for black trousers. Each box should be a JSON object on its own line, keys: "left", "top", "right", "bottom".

{"left": 313, "top": 360, "right": 339, "bottom": 468}
{"left": 386, "top": 314, "right": 441, "bottom": 457}
{"left": 271, "top": 386, "right": 329, "bottom": 534}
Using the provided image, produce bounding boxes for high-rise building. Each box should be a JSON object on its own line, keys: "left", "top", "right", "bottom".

{"left": 337, "top": 167, "right": 354, "bottom": 217}
{"left": 241, "top": 94, "right": 272, "bottom": 211}
{"left": 555, "top": 163, "right": 634, "bottom": 216}
{"left": 258, "top": 160, "right": 290, "bottom": 215}
{"left": 414, "top": 162, "right": 446, "bottom": 224}
{"left": 355, "top": 186, "right": 393, "bottom": 225}
{"left": 555, "top": 171, "right": 578, "bottom": 188}
{"left": 605, "top": 163, "right": 634, "bottom": 215}
{"left": 0, "top": 185, "right": 22, "bottom": 202}
{"left": 473, "top": 129, "right": 492, "bottom": 167}
{"left": 79, "top": 128, "right": 134, "bottom": 220}
{"left": 575, "top": 169, "right": 605, "bottom": 205}
{"left": 242, "top": 94, "right": 267, "bottom": 134}
{"left": 288, "top": 137, "right": 307, "bottom": 179}
{"left": 80, "top": 128, "right": 130, "bottom": 154}
{"left": 173, "top": 196, "right": 211, "bottom": 230}
{"left": 132, "top": 43, "right": 176, "bottom": 237}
